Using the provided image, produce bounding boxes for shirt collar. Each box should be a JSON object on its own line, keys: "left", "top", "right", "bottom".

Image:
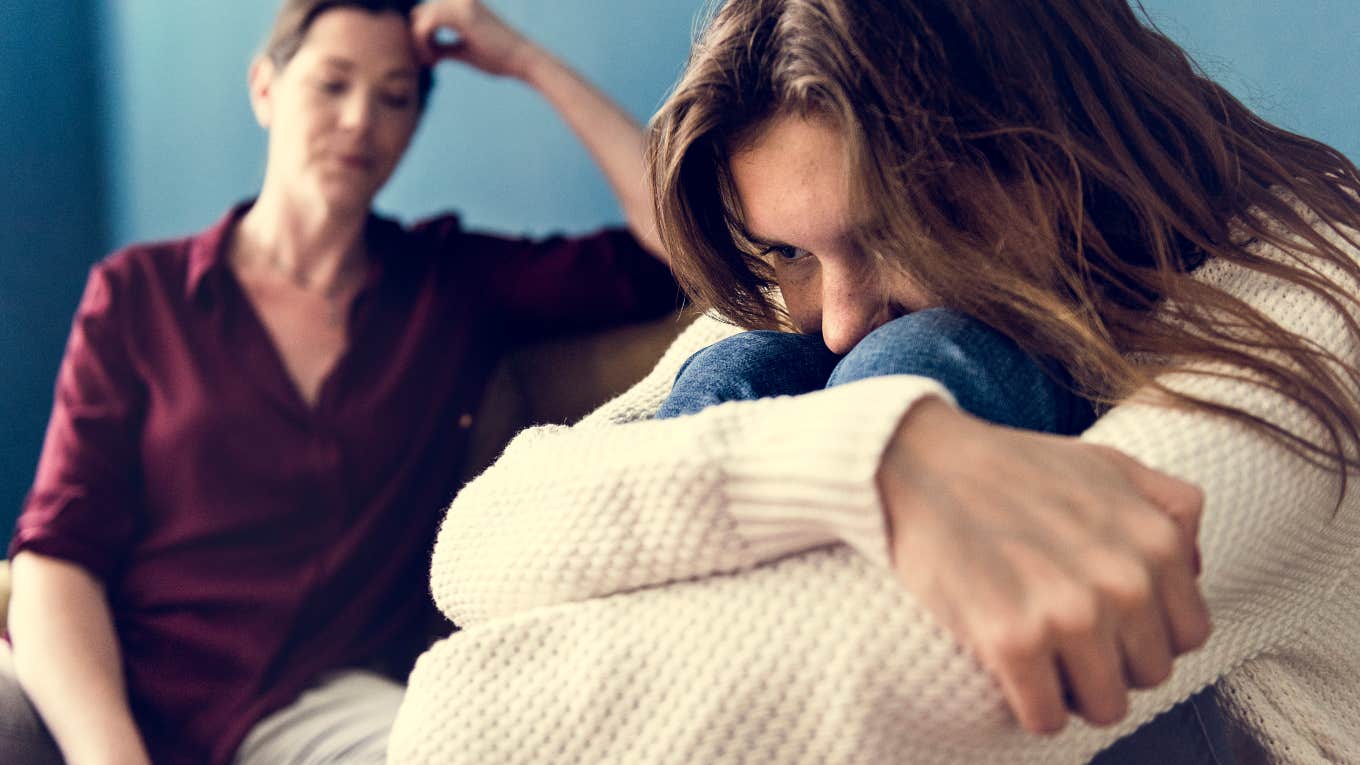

{"left": 185, "top": 200, "right": 253, "bottom": 300}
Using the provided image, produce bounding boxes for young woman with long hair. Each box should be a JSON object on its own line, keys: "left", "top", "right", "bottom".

{"left": 392, "top": 1, "right": 1360, "bottom": 761}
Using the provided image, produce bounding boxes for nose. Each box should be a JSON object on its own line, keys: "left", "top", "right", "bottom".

{"left": 338, "top": 91, "right": 375, "bottom": 134}
{"left": 818, "top": 261, "right": 889, "bottom": 355}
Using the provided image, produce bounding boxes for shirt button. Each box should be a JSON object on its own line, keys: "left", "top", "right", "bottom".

{"left": 457, "top": 413, "right": 474, "bottom": 429}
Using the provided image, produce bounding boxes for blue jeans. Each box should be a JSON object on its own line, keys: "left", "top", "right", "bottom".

{"left": 659, "top": 308, "right": 1094, "bottom": 433}
{"left": 658, "top": 308, "right": 1232, "bottom": 764}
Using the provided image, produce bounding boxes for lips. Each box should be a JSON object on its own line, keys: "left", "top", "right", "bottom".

{"left": 337, "top": 153, "right": 375, "bottom": 170}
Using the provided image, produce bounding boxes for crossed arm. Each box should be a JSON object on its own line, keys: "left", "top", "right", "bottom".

{"left": 411, "top": 245, "right": 1359, "bottom": 758}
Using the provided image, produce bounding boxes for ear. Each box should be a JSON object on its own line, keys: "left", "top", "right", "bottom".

{"left": 248, "top": 56, "right": 276, "bottom": 128}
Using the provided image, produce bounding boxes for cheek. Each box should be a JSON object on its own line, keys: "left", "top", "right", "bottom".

{"left": 378, "top": 114, "right": 418, "bottom": 156}
{"left": 888, "top": 271, "right": 937, "bottom": 312}
{"left": 294, "top": 92, "right": 335, "bottom": 135}
{"left": 280, "top": 106, "right": 332, "bottom": 160}
{"left": 272, "top": 115, "right": 316, "bottom": 164}
{"left": 774, "top": 268, "right": 823, "bottom": 334}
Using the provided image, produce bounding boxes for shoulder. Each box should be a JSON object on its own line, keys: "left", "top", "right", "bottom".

{"left": 80, "top": 235, "right": 195, "bottom": 312}
{"left": 1196, "top": 192, "right": 1360, "bottom": 301}
{"left": 375, "top": 210, "right": 501, "bottom": 276}
{"left": 403, "top": 210, "right": 464, "bottom": 243}
{"left": 98, "top": 236, "right": 192, "bottom": 278}
{"left": 403, "top": 211, "right": 634, "bottom": 258}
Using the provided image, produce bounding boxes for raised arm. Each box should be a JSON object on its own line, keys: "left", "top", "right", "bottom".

{"left": 410, "top": 0, "right": 665, "bottom": 259}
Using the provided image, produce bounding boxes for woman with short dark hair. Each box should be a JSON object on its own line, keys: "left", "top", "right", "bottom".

{"left": 2, "top": 2, "right": 676, "bottom": 763}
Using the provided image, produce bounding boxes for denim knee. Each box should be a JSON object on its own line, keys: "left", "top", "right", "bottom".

{"left": 828, "top": 308, "right": 1079, "bottom": 433}
{"left": 657, "top": 330, "right": 840, "bottom": 419}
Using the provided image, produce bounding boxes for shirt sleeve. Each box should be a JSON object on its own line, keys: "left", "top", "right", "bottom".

{"left": 9, "top": 263, "right": 146, "bottom": 581}
{"left": 421, "top": 216, "right": 680, "bottom": 339}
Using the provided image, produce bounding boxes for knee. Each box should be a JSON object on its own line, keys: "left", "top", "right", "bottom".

{"left": 658, "top": 330, "right": 840, "bottom": 419}
{"left": 675, "top": 331, "right": 836, "bottom": 389}
{"left": 827, "top": 309, "right": 1071, "bottom": 432}
{"left": 679, "top": 331, "right": 828, "bottom": 374}
{"left": 829, "top": 309, "right": 1014, "bottom": 387}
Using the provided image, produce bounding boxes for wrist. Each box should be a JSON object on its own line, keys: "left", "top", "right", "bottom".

{"left": 877, "top": 395, "right": 968, "bottom": 551}
{"left": 59, "top": 717, "right": 150, "bottom": 765}
{"left": 512, "top": 42, "right": 556, "bottom": 85}
{"left": 67, "top": 744, "right": 151, "bottom": 765}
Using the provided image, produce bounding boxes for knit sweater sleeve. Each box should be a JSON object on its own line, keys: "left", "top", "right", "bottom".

{"left": 429, "top": 314, "right": 953, "bottom": 627}
{"left": 396, "top": 226, "right": 1360, "bottom": 765}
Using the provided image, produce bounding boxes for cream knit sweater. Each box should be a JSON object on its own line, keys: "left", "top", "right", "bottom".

{"left": 390, "top": 225, "right": 1360, "bottom": 764}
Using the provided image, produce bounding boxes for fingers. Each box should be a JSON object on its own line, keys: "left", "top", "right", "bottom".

{"left": 982, "top": 625, "right": 1069, "bottom": 734}
{"left": 408, "top": 5, "right": 442, "bottom": 64}
{"left": 1114, "top": 586, "right": 1175, "bottom": 689}
{"left": 1057, "top": 634, "right": 1128, "bottom": 727}
{"left": 979, "top": 610, "right": 1127, "bottom": 733}
{"left": 1093, "top": 446, "right": 1212, "bottom": 652}
{"left": 409, "top": 1, "right": 472, "bottom": 65}
{"left": 1152, "top": 534, "right": 1213, "bottom": 653}
{"left": 1119, "top": 480, "right": 1213, "bottom": 655}
{"left": 1096, "top": 444, "right": 1205, "bottom": 571}
{"left": 975, "top": 522, "right": 1199, "bottom": 732}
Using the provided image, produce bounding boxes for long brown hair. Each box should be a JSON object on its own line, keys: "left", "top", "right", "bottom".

{"left": 649, "top": 0, "right": 1360, "bottom": 476}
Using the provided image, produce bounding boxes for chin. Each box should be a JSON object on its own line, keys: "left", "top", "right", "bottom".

{"left": 315, "top": 180, "right": 377, "bottom": 217}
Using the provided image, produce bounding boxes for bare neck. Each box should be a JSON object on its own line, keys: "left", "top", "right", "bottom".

{"left": 235, "top": 187, "right": 369, "bottom": 294}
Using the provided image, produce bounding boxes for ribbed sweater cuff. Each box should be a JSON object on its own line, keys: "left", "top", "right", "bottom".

{"left": 721, "top": 376, "right": 956, "bottom": 568}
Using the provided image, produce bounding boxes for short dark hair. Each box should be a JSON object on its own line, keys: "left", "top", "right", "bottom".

{"left": 260, "top": 0, "right": 434, "bottom": 107}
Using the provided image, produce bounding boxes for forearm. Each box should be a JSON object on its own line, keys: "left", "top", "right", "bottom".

{"left": 398, "top": 547, "right": 1169, "bottom": 765}
{"left": 516, "top": 46, "right": 664, "bottom": 260}
{"left": 9, "top": 552, "right": 150, "bottom": 765}
{"left": 433, "top": 376, "right": 946, "bottom": 627}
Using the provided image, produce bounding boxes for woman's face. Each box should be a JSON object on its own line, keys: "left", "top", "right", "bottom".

{"left": 251, "top": 8, "right": 422, "bottom": 215}
{"left": 729, "top": 114, "right": 933, "bottom": 354}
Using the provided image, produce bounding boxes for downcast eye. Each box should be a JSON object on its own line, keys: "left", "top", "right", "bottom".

{"left": 768, "top": 245, "right": 809, "bottom": 262}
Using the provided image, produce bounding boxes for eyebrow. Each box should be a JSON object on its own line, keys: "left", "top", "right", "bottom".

{"left": 741, "top": 217, "right": 875, "bottom": 254}
{"left": 740, "top": 228, "right": 784, "bottom": 251}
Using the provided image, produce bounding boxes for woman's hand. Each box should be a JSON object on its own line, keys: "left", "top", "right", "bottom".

{"left": 877, "top": 397, "right": 1211, "bottom": 735}
{"left": 410, "top": 0, "right": 537, "bottom": 79}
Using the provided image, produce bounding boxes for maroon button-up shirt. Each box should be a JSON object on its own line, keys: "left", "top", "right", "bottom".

{"left": 10, "top": 202, "right": 679, "bottom": 765}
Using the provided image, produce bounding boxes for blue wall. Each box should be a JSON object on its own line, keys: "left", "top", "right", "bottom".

{"left": 1140, "top": 0, "right": 1360, "bottom": 162}
{"left": 3, "top": 1, "right": 1360, "bottom": 530}
{"left": 0, "top": 0, "right": 107, "bottom": 534}
{"left": 100, "top": 0, "right": 701, "bottom": 246}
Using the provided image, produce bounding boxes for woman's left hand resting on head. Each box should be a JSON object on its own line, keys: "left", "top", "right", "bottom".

{"left": 410, "top": 0, "right": 533, "bottom": 77}
{"left": 409, "top": 0, "right": 666, "bottom": 257}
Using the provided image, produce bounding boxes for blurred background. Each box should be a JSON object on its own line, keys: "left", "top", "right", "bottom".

{"left": 2, "top": 0, "right": 1358, "bottom": 531}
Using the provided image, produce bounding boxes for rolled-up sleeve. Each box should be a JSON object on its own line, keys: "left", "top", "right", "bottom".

{"left": 9, "top": 264, "right": 145, "bottom": 581}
